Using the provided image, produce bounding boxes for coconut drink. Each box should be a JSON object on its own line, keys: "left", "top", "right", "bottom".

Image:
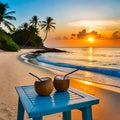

{"left": 54, "top": 69, "right": 79, "bottom": 92}
{"left": 29, "top": 73, "right": 53, "bottom": 96}
{"left": 54, "top": 75, "right": 70, "bottom": 92}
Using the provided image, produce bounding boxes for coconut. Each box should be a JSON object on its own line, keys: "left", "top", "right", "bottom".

{"left": 54, "top": 75, "right": 70, "bottom": 92}
{"left": 34, "top": 77, "right": 53, "bottom": 96}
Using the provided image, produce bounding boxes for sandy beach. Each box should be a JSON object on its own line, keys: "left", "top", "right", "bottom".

{"left": 0, "top": 49, "right": 120, "bottom": 120}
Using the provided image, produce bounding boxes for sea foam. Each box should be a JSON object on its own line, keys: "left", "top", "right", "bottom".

{"left": 36, "top": 56, "right": 120, "bottom": 78}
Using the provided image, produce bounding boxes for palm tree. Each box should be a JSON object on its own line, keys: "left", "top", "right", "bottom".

{"left": 23, "top": 23, "right": 29, "bottom": 30}
{"left": 41, "top": 17, "right": 56, "bottom": 42}
{"left": 30, "top": 15, "right": 40, "bottom": 34}
{"left": 0, "top": 2, "right": 16, "bottom": 32}
{"left": 18, "top": 22, "right": 29, "bottom": 30}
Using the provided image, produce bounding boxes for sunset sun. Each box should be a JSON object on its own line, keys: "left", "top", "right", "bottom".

{"left": 88, "top": 37, "right": 94, "bottom": 42}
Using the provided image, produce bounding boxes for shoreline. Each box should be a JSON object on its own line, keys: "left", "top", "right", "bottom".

{"left": 19, "top": 51, "right": 120, "bottom": 93}
{"left": 0, "top": 49, "right": 120, "bottom": 120}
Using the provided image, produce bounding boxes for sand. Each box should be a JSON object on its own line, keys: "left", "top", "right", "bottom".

{"left": 0, "top": 49, "right": 120, "bottom": 120}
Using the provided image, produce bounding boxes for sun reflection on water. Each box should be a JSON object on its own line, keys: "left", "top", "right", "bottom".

{"left": 88, "top": 47, "right": 93, "bottom": 65}
{"left": 82, "top": 81, "right": 93, "bottom": 85}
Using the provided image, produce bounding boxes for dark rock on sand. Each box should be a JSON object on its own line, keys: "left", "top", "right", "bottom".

{"left": 32, "top": 47, "right": 66, "bottom": 53}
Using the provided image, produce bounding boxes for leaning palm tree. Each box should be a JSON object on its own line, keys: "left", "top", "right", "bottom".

{"left": 30, "top": 16, "right": 40, "bottom": 33}
{"left": 41, "top": 17, "right": 56, "bottom": 42}
{"left": 0, "top": 2, "right": 16, "bottom": 32}
{"left": 23, "top": 25, "right": 38, "bottom": 47}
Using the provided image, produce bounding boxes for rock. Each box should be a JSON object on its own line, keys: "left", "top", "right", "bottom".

{"left": 32, "top": 47, "right": 66, "bottom": 53}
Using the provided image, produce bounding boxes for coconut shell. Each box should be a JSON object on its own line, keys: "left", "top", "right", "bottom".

{"left": 54, "top": 75, "right": 70, "bottom": 92}
{"left": 34, "top": 77, "right": 53, "bottom": 96}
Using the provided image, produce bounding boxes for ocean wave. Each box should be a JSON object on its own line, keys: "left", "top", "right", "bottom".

{"left": 36, "top": 56, "right": 120, "bottom": 78}
{"left": 44, "top": 54, "right": 97, "bottom": 62}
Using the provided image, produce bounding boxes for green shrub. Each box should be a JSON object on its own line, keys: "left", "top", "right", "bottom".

{"left": 0, "top": 29, "right": 20, "bottom": 51}
{"left": 2, "top": 40, "right": 20, "bottom": 51}
{"left": 11, "top": 29, "right": 43, "bottom": 47}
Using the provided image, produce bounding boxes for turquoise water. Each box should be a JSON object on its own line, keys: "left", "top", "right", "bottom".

{"left": 37, "top": 47, "right": 120, "bottom": 68}
{"left": 37, "top": 47, "right": 120, "bottom": 77}
{"left": 21, "top": 47, "right": 120, "bottom": 88}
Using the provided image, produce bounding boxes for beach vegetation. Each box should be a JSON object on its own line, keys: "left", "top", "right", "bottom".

{"left": 0, "top": 2, "right": 20, "bottom": 51}
{"left": 10, "top": 15, "right": 43, "bottom": 48}
{"left": 0, "top": 2, "right": 57, "bottom": 51}
{"left": 11, "top": 27, "right": 43, "bottom": 47}
{"left": 41, "top": 17, "right": 56, "bottom": 42}
{"left": 0, "top": 2, "right": 16, "bottom": 32}
{"left": 0, "top": 29, "right": 20, "bottom": 51}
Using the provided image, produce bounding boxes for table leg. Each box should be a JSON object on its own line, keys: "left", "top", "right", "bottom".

{"left": 63, "top": 111, "right": 71, "bottom": 120}
{"left": 80, "top": 106, "right": 92, "bottom": 120}
{"left": 33, "top": 116, "right": 42, "bottom": 120}
{"left": 17, "top": 97, "right": 25, "bottom": 120}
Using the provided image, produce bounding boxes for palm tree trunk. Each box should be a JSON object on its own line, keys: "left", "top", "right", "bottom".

{"left": 23, "top": 36, "right": 30, "bottom": 47}
{"left": 0, "top": 23, "right": 1, "bottom": 29}
{"left": 43, "top": 30, "right": 48, "bottom": 42}
{"left": 23, "top": 32, "right": 33, "bottom": 47}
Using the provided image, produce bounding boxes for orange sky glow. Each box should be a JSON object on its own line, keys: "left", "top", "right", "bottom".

{"left": 45, "top": 18, "right": 120, "bottom": 47}
{"left": 3, "top": 0, "right": 120, "bottom": 47}
{"left": 46, "top": 21, "right": 120, "bottom": 47}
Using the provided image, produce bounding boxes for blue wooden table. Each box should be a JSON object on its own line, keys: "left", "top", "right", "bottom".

{"left": 16, "top": 85, "right": 99, "bottom": 120}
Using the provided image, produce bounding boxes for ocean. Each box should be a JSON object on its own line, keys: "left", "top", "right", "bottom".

{"left": 22, "top": 47, "right": 120, "bottom": 88}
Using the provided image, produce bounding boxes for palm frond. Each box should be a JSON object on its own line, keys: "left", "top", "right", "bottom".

{"left": 51, "top": 22, "right": 56, "bottom": 25}
{"left": 4, "top": 22, "right": 13, "bottom": 32}
{"left": 4, "top": 11, "right": 15, "bottom": 15}
{"left": 3, "top": 20, "right": 15, "bottom": 32}
{"left": 41, "top": 24, "right": 46, "bottom": 29}
{"left": 0, "top": 3, "right": 16, "bottom": 32}
{"left": 4, "top": 15, "right": 16, "bottom": 20}
{"left": 42, "top": 21, "right": 47, "bottom": 24}
{"left": 50, "top": 25, "right": 56, "bottom": 29}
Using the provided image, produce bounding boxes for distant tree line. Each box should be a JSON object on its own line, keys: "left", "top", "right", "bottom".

{"left": 0, "top": 2, "right": 56, "bottom": 51}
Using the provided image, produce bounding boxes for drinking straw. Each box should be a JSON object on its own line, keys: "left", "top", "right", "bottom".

{"left": 64, "top": 68, "right": 79, "bottom": 79}
{"left": 29, "top": 72, "right": 42, "bottom": 81}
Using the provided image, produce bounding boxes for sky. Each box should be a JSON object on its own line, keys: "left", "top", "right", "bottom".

{"left": 1, "top": 0, "right": 120, "bottom": 47}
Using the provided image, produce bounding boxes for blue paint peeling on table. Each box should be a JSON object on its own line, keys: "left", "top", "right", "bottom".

{"left": 16, "top": 85, "right": 99, "bottom": 120}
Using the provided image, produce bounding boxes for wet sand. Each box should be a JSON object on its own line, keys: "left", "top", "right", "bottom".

{"left": 70, "top": 78, "right": 120, "bottom": 120}
{"left": 0, "top": 49, "right": 120, "bottom": 120}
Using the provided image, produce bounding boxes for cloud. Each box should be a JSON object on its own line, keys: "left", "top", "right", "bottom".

{"left": 71, "top": 34, "right": 76, "bottom": 37}
{"left": 77, "top": 29, "right": 87, "bottom": 38}
{"left": 53, "top": 36, "right": 69, "bottom": 40}
{"left": 72, "top": 29, "right": 101, "bottom": 39}
{"left": 53, "top": 36, "right": 61, "bottom": 40}
{"left": 89, "top": 30, "right": 101, "bottom": 38}
{"left": 63, "top": 36, "right": 68, "bottom": 40}
{"left": 54, "top": 29, "right": 102, "bottom": 41}
{"left": 68, "top": 20, "right": 120, "bottom": 28}
{"left": 112, "top": 31, "right": 120, "bottom": 39}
